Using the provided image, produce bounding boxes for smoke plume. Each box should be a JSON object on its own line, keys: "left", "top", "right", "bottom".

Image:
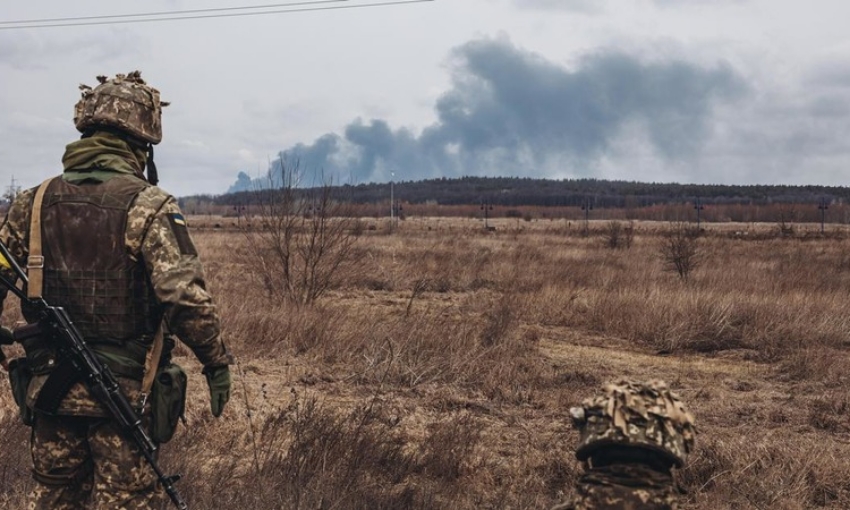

{"left": 229, "top": 38, "right": 744, "bottom": 193}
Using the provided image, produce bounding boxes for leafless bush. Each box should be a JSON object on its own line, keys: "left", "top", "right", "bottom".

{"left": 479, "top": 295, "right": 516, "bottom": 347}
{"left": 417, "top": 413, "right": 484, "bottom": 481}
{"left": 776, "top": 205, "right": 796, "bottom": 237}
{"left": 602, "top": 220, "right": 634, "bottom": 249}
{"left": 659, "top": 222, "right": 701, "bottom": 280}
{"left": 243, "top": 154, "right": 359, "bottom": 305}
{"left": 159, "top": 390, "right": 486, "bottom": 510}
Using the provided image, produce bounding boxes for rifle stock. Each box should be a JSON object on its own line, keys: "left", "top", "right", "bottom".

{"left": 0, "top": 240, "right": 188, "bottom": 509}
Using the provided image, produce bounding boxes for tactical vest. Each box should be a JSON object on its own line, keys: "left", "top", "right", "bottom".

{"left": 29, "top": 175, "right": 160, "bottom": 346}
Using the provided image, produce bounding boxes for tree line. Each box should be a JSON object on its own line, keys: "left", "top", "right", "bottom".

{"left": 183, "top": 176, "right": 849, "bottom": 211}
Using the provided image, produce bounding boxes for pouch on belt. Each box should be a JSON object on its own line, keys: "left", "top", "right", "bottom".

{"left": 150, "top": 363, "right": 187, "bottom": 444}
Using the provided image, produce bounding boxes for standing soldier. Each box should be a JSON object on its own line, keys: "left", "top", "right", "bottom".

{"left": 551, "top": 380, "right": 696, "bottom": 510}
{"left": 0, "top": 71, "right": 232, "bottom": 508}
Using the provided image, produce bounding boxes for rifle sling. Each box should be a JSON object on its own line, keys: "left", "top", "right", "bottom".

{"left": 142, "top": 326, "right": 164, "bottom": 396}
{"left": 27, "top": 178, "right": 54, "bottom": 299}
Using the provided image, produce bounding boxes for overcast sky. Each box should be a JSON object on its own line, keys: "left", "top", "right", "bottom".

{"left": 2, "top": 0, "right": 849, "bottom": 196}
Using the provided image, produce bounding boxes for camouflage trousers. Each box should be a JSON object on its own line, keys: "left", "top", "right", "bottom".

{"left": 550, "top": 463, "right": 678, "bottom": 510}
{"left": 28, "top": 412, "right": 165, "bottom": 510}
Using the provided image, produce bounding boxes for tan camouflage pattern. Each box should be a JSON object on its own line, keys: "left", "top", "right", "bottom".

{"left": 28, "top": 413, "right": 164, "bottom": 509}
{"left": 550, "top": 465, "right": 678, "bottom": 510}
{"left": 0, "top": 157, "right": 229, "bottom": 419}
{"left": 0, "top": 186, "right": 34, "bottom": 267}
{"left": 26, "top": 374, "right": 147, "bottom": 417}
{"left": 571, "top": 380, "right": 695, "bottom": 467}
{"left": 74, "top": 71, "right": 167, "bottom": 145}
{"left": 128, "top": 186, "right": 230, "bottom": 368}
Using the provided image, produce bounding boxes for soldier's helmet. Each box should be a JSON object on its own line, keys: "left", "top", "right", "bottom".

{"left": 570, "top": 379, "right": 696, "bottom": 468}
{"left": 74, "top": 71, "right": 168, "bottom": 145}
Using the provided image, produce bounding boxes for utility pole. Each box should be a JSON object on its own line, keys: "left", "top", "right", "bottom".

{"left": 392, "top": 200, "right": 403, "bottom": 227}
{"left": 481, "top": 200, "right": 494, "bottom": 230}
{"left": 694, "top": 198, "right": 704, "bottom": 230}
{"left": 390, "top": 170, "right": 395, "bottom": 232}
{"left": 4, "top": 176, "right": 20, "bottom": 203}
{"left": 819, "top": 197, "right": 829, "bottom": 234}
{"left": 581, "top": 197, "right": 593, "bottom": 235}
{"left": 233, "top": 204, "right": 246, "bottom": 227}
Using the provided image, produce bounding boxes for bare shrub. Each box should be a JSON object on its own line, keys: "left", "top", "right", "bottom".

{"left": 479, "top": 296, "right": 516, "bottom": 347}
{"left": 243, "top": 154, "right": 359, "bottom": 305}
{"left": 776, "top": 204, "right": 796, "bottom": 237}
{"left": 405, "top": 277, "right": 431, "bottom": 317}
{"left": 417, "top": 413, "right": 484, "bottom": 481}
{"left": 255, "top": 393, "right": 414, "bottom": 508}
{"left": 659, "top": 222, "right": 701, "bottom": 280}
{"left": 602, "top": 220, "right": 634, "bottom": 249}
{"left": 162, "top": 390, "right": 486, "bottom": 510}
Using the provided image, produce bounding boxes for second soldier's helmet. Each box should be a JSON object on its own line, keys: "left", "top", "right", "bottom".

{"left": 570, "top": 379, "right": 696, "bottom": 467}
{"left": 74, "top": 71, "right": 168, "bottom": 145}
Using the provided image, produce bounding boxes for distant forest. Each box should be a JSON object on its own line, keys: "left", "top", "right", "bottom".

{"left": 188, "top": 176, "right": 848, "bottom": 209}
{"left": 175, "top": 176, "right": 850, "bottom": 225}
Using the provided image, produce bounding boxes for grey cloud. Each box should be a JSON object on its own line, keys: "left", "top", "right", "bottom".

{"left": 688, "top": 82, "right": 850, "bottom": 186}
{"left": 809, "top": 96, "right": 850, "bottom": 118}
{"left": 0, "top": 31, "right": 144, "bottom": 70}
{"left": 512, "top": 0, "right": 602, "bottom": 13}
{"left": 230, "top": 38, "right": 746, "bottom": 192}
{"left": 807, "top": 62, "right": 850, "bottom": 89}
{"left": 0, "top": 33, "right": 59, "bottom": 70}
{"left": 653, "top": 0, "right": 749, "bottom": 6}
{"left": 157, "top": 140, "right": 249, "bottom": 195}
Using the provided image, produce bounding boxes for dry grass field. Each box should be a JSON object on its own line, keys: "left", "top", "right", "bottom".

{"left": 3, "top": 216, "right": 850, "bottom": 509}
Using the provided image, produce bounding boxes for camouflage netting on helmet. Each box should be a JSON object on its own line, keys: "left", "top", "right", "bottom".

{"left": 74, "top": 71, "right": 168, "bottom": 145}
{"left": 571, "top": 379, "right": 696, "bottom": 467}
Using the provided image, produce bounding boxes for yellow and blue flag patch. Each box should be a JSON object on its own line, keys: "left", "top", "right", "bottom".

{"left": 166, "top": 213, "right": 197, "bottom": 256}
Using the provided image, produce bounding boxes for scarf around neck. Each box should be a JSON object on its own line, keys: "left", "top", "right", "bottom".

{"left": 61, "top": 131, "right": 148, "bottom": 183}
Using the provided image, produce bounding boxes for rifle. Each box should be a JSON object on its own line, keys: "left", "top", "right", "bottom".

{"left": 0, "top": 240, "right": 188, "bottom": 510}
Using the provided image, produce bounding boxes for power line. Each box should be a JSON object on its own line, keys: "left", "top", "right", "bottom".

{"left": 0, "top": 0, "right": 434, "bottom": 30}
{"left": 0, "top": 0, "right": 344, "bottom": 26}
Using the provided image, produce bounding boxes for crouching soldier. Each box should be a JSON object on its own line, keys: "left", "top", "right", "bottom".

{"left": 551, "top": 380, "right": 696, "bottom": 510}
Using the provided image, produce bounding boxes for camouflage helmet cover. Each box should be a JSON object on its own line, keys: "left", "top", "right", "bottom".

{"left": 74, "top": 71, "right": 168, "bottom": 145}
{"left": 570, "top": 379, "right": 696, "bottom": 467}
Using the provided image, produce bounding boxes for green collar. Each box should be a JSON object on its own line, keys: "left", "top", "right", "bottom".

{"left": 62, "top": 131, "right": 147, "bottom": 183}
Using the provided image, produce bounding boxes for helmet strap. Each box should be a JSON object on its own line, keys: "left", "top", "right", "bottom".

{"left": 146, "top": 145, "right": 159, "bottom": 186}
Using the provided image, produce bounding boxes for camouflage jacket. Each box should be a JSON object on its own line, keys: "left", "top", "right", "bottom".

{"left": 0, "top": 132, "right": 230, "bottom": 416}
{"left": 550, "top": 463, "right": 679, "bottom": 510}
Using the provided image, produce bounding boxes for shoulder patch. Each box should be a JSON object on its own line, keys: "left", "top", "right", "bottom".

{"left": 166, "top": 213, "right": 197, "bottom": 256}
